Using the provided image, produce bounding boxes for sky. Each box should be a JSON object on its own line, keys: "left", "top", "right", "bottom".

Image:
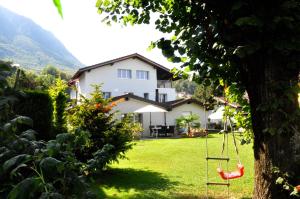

{"left": 0, "top": 0, "right": 177, "bottom": 68}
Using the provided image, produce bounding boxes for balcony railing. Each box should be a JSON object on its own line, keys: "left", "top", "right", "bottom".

{"left": 157, "top": 80, "right": 172, "bottom": 88}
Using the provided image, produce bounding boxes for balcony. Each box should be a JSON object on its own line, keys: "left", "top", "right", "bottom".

{"left": 157, "top": 80, "right": 172, "bottom": 88}
{"left": 157, "top": 87, "right": 176, "bottom": 102}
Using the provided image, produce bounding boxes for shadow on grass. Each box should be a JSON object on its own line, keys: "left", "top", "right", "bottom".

{"left": 91, "top": 168, "right": 178, "bottom": 198}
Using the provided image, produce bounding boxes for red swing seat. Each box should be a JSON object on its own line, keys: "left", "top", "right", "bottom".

{"left": 217, "top": 163, "right": 244, "bottom": 180}
{"left": 296, "top": 185, "right": 300, "bottom": 192}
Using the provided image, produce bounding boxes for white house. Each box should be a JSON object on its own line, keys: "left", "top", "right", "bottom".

{"left": 69, "top": 53, "right": 210, "bottom": 136}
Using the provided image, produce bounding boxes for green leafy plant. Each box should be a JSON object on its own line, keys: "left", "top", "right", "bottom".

{"left": 176, "top": 114, "right": 201, "bottom": 137}
{"left": 68, "top": 85, "right": 135, "bottom": 173}
{"left": 15, "top": 90, "right": 53, "bottom": 140}
{"left": 0, "top": 116, "right": 95, "bottom": 199}
{"left": 49, "top": 79, "right": 68, "bottom": 134}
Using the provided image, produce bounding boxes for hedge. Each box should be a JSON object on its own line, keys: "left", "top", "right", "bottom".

{"left": 15, "top": 90, "right": 53, "bottom": 140}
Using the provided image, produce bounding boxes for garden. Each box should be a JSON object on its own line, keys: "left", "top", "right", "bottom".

{"left": 0, "top": 0, "right": 299, "bottom": 198}
{"left": 94, "top": 136, "right": 254, "bottom": 199}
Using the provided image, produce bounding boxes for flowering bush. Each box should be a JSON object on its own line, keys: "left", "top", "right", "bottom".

{"left": 68, "top": 85, "right": 135, "bottom": 172}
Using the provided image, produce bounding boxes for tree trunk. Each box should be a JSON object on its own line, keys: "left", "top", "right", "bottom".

{"left": 244, "top": 56, "right": 299, "bottom": 198}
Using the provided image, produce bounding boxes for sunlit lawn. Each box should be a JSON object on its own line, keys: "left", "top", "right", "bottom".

{"left": 93, "top": 134, "right": 254, "bottom": 198}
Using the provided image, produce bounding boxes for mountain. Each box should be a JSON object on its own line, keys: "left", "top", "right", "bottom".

{"left": 0, "top": 6, "right": 83, "bottom": 70}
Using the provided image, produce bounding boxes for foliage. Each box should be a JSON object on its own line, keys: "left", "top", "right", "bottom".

{"left": 49, "top": 79, "right": 69, "bottom": 134}
{"left": 192, "top": 84, "right": 216, "bottom": 110}
{"left": 273, "top": 167, "right": 300, "bottom": 197}
{"left": 5, "top": 65, "right": 72, "bottom": 90}
{"left": 224, "top": 83, "right": 253, "bottom": 144}
{"left": 15, "top": 90, "right": 53, "bottom": 140}
{"left": 176, "top": 114, "right": 200, "bottom": 137}
{"left": 52, "top": 0, "right": 63, "bottom": 18}
{"left": 131, "top": 122, "right": 144, "bottom": 140}
{"left": 0, "top": 116, "right": 95, "bottom": 199}
{"left": 68, "top": 85, "right": 135, "bottom": 172}
{"left": 0, "top": 61, "right": 23, "bottom": 124}
{"left": 173, "top": 79, "right": 221, "bottom": 109}
{"left": 173, "top": 79, "right": 198, "bottom": 95}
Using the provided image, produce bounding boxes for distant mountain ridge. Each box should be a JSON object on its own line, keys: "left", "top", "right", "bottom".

{"left": 0, "top": 6, "right": 83, "bottom": 70}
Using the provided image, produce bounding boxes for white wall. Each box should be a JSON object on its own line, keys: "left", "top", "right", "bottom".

{"left": 111, "top": 98, "right": 165, "bottom": 136}
{"left": 112, "top": 99, "right": 209, "bottom": 137}
{"left": 81, "top": 58, "right": 158, "bottom": 100}
{"left": 158, "top": 88, "right": 176, "bottom": 102}
{"left": 72, "top": 58, "right": 176, "bottom": 101}
{"left": 166, "top": 103, "right": 210, "bottom": 129}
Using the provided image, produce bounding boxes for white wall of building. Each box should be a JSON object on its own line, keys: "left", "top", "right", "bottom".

{"left": 112, "top": 99, "right": 210, "bottom": 137}
{"left": 70, "top": 58, "right": 176, "bottom": 101}
{"left": 112, "top": 98, "right": 165, "bottom": 136}
{"left": 166, "top": 103, "right": 210, "bottom": 129}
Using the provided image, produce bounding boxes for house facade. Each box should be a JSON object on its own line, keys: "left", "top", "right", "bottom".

{"left": 70, "top": 53, "right": 176, "bottom": 102}
{"left": 69, "top": 53, "right": 210, "bottom": 136}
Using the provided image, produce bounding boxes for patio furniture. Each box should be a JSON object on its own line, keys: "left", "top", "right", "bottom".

{"left": 158, "top": 126, "right": 167, "bottom": 137}
{"left": 166, "top": 125, "right": 175, "bottom": 136}
{"left": 151, "top": 126, "right": 161, "bottom": 138}
{"left": 149, "top": 125, "right": 155, "bottom": 137}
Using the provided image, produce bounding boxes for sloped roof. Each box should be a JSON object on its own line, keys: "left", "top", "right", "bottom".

{"left": 70, "top": 53, "right": 175, "bottom": 81}
{"left": 112, "top": 93, "right": 168, "bottom": 109}
{"left": 112, "top": 94, "right": 204, "bottom": 111}
{"left": 164, "top": 98, "right": 204, "bottom": 108}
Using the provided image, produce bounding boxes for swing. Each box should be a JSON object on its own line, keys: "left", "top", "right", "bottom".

{"left": 217, "top": 163, "right": 244, "bottom": 180}
{"left": 217, "top": 111, "right": 245, "bottom": 180}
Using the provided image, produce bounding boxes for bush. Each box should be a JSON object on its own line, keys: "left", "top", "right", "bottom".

{"left": 15, "top": 90, "right": 53, "bottom": 140}
{"left": 176, "top": 114, "right": 201, "bottom": 137}
{"left": 0, "top": 116, "right": 95, "bottom": 199}
{"left": 68, "top": 85, "right": 135, "bottom": 172}
{"left": 49, "top": 79, "right": 68, "bottom": 135}
{"left": 131, "top": 122, "right": 144, "bottom": 140}
{"left": 191, "top": 128, "right": 208, "bottom": 137}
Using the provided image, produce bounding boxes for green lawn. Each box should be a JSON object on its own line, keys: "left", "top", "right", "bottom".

{"left": 93, "top": 134, "right": 254, "bottom": 198}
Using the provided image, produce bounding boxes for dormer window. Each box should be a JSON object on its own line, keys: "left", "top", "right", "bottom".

{"left": 136, "top": 70, "right": 149, "bottom": 80}
{"left": 118, "top": 69, "right": 132, "bottom": 79}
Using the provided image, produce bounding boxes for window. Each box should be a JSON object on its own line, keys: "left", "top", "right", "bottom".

{"left": 118, "top": 69, "right": 132, "bottom": 79}
{"left": 102, "top": 92, "right": 111, "bottom": 99}
{"left": 136, "top": 70, "right": 149, "bottom": 80}
{"left": 144, "top": 93, "right": 149, "bottom": 99}
{"left": 159, "top": 93, "right": 167, "bottom": 103}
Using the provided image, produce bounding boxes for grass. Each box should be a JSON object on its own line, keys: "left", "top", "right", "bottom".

{"left": 93, "top": 134, "right": 254, "bottom": 198}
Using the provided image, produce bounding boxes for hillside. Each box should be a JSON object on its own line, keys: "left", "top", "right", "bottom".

{"left": 0, "top": 6, "right": 83, "bottom": 70}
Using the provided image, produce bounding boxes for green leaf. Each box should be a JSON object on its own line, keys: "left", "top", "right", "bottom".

{"left": 8, "top": 177, "right": 42, "bottom": 199}
{"left": 235, "top": 16, "right": 263, "bottom": 27}
{"left": 39, "top": 157, "right": 63, "bottom": 178}
{"left": 3, "top": 154, "right": 32, "bottom": 174}
{"left": 276, "top": 177, "right": 284, "bottom": 184}
{"left": 52, "top": 0, "right": 63, "bottom": 18}
{"left": 20, "top": 129, "right": 37, "bottom": 141}
{"left": 11, "top": 116, "right": 33, "bottom": 128}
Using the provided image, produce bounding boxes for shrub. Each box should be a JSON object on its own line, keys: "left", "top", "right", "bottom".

{"left": 68, "top": 85, "right": 135, "bottom": 172}
{"left": 15, "top": 90, "right": 53, "bottom": 140}
{"left": 131, "top": 122, "right": 144, "bottom": 140}
{"left": 191, "top": 128, "right": 208, "bottom": 137}
{"left": 176, "top": 114, "right": 201, "bottom": 137}
{"left": 0, "top": 116, "right": 95, "bottom": 199}
{"left": 49, "top": 79, "right": 68, "bottom": 134}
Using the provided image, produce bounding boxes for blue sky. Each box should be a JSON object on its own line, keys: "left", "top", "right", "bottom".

{"left": 0, "top": 0, "right": 177, "bottom": 68}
